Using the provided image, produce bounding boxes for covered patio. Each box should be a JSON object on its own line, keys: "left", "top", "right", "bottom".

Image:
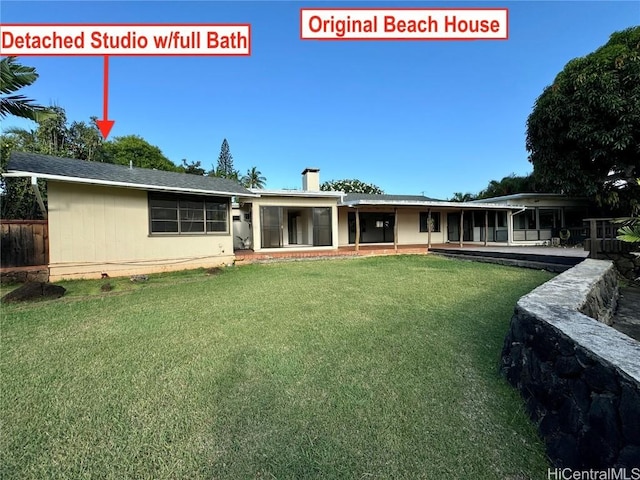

{"left": 338, "top": 193, "right": 520, "bottom": 251}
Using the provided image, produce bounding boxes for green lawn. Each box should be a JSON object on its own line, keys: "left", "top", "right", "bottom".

{"left": 1, "top": 255, "right": 553, "bottom": 479}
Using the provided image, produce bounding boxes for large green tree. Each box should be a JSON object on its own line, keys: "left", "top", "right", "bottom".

{"left": 68, "top": 117, "right": 108, "bottom": 162}
{"left": 103, "top": 135, "right": 178, "bottom": 171}
{"left": 0, "top": 56, "right": 52, "bottom": 122}
{"left": 321, "top": 179, "right": 384, "bottom": 194}
{"left": 526, "top": 26, "right": 640, "bottom": 214}
{"left": 476, "top": 173, "right": 539, "bottom": 199}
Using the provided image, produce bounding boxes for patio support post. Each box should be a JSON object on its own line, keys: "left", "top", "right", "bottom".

{"left": 427, "top": 208, "right": 432, "bottom": 250}
{"left": 589, "top": 218, "right": 598, "bottom": 259}
{"left": 459, "top": 210, "right": 464, "bottom": 248}
{"left": 484, "top": 210, "right": 489, "bottom": 246}
{"left": 394, "top": 208, "right": 398, "bottom": 252}
{"left": 355, "top": 208, "right": 360, "bottom": 252}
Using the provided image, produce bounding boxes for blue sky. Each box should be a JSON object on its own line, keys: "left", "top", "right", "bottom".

{"left": 1, "top": 1, "right": 638, "bottom": 199}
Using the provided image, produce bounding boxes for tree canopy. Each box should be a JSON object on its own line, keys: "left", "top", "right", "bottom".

{"left": 103, "top": 135, "right": 179, "bottom": 171}
{"left": 3, "top": 107, "right": 106, "bottom": 161}
{"left": 526, "top": 26, "right": 640, "bottom": 214}
{"left": 476, "top": 173, "right": 539, "bottom": 199}
{"left": 321, "top": 179, "right": 384, "bottom": 194}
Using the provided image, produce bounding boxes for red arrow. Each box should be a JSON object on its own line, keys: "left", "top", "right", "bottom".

{"left": 96, "top": 55, "right": 115, "bottom": 139}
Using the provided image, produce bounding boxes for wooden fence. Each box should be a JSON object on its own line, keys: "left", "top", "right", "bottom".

{"left": 0, "top": 220, "right": 49, "bottom": 268}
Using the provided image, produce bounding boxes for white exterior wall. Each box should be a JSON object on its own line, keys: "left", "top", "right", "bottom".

{"left": 249, "top": 196, "right": 340, "bottom": 252}
{"left": 232, "top": 204, "right": 253, "bottom": 249}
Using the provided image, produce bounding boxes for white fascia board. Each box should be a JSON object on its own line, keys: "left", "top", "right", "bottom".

{"left": 2, "top": 170, "right": 259, "bottom": 197}
{"left": 340, "top": 199, "right": 526, "bottom": 210}
{"left": 248, "top": 188, "right": 344, "bottom": 198}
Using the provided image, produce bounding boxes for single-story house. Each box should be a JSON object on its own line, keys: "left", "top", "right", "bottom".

{"left": 4, "top": 151, "right": 255, "bottom": 280}
{"left": 234, "top": 169, "right": 532, "bottom": 252}
{"left": 4, "top": 153, "right": 595, "bottom": 280}
{"left": 234, "top": 170, "right": 596, "bottom": 251}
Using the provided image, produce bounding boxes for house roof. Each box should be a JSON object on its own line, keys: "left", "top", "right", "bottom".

{"left": 340, "top": 193, "right": 525, "bottom": 210}
{"left": 4, "top": 151, "right": 255, "bottom": 197}
{"left": 470, "top": 193, "right": 583, "bottom": 203}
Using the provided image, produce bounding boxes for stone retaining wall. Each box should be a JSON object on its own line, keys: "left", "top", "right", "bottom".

{"left": 0, "top": 267, "right": 49, "bottom": 284}
{"left": 596, "top": 251, "right": 640, "bottom": 282}
{"left": 501, "top": 259, "right": 640, "bottom": 468}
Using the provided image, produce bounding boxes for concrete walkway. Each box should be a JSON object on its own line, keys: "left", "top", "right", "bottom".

{"left": 613, "top": 286, "right": 640, "bottom": 342}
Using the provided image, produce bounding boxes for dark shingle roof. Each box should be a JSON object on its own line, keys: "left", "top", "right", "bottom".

{"left": 6, "top": 151, "right": 252, "bottom": 196}
{"left": 342, "top": 193, "right": 442, "bottom": 203}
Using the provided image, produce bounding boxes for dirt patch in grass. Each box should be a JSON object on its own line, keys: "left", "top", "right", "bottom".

{"left": 1, "top": 281, "right": 66, "bottom": 304}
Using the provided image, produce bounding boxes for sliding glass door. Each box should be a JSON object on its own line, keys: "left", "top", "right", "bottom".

{"left": 260, "top": 206, "right": 283, "bottom": 248}
{"left": 313, "top": 207, "right": 332, "bottom": 246}
{"left": 260, "top": 206, "right": 332, "bottom": 248}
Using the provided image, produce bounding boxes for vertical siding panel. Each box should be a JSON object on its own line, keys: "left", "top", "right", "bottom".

{"left": 95, "top": 190, "right": 106, "bottom": 265}
{"left": 57, "top": 182, "right": 75, "bottom": 263}
{"left": 104, "top": 187, "right": 117, "bottom": 262}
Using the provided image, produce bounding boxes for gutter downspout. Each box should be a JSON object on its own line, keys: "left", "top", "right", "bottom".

{"left": 31, "top": 176, "right": 48, "bottom": 219}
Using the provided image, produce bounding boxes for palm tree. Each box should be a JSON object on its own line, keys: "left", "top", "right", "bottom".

{"left": 449, "top": 192, "right": 476, "bottom": 202}
{"left": 617, "top": 222, "right": 640, "bottom": 243}
{"left": 1, "top": 56, "right": 52, "bottom": 122}
{"left": 616, "top": 179, "right": 640, "bottom": 244}
{"left": 242, "top": 166, "right": 267, "bottom": 189}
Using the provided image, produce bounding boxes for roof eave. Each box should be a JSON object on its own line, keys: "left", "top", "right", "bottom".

{"left": 246, "top": 189, "right": 344, "bottom": 198}
{"left": 339, "top": 199, "right": 525, "bottom": 209}
{"left": 2, "top": 170, "right": 259, "bottom": 197}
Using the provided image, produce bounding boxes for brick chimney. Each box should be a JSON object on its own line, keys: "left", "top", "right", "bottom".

{"left": 302, "top": 168, "right": 320, "bottom": 191}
